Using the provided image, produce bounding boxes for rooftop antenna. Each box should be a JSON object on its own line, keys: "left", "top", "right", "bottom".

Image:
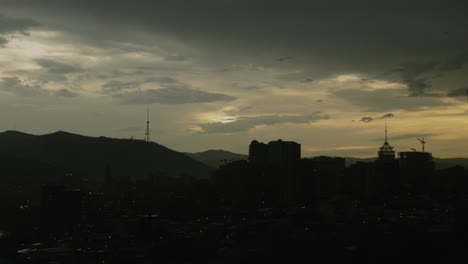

{"left": 145, "top": 108, "right": 150, "bottom": 143}
{"left": 417, "top": 137, "right": 426, "bottom": 152}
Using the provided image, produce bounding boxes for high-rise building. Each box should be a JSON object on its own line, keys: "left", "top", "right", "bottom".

{"left": 377, "top": 122, "right": 395, "bottom": 162}
{"left": 266, "top": 139, "right": 301, "bottom": 165}
{"left": 248, "top": 139, "right": 301, "bottom": 164}
{"left": 399, "top": 151, "right": 434, "bottom": 171}
{"left": 399, "top": 151, "right": 435, "bottom": 194}
{"left": 248, "top": 140, "right": 268, "bottom": 163}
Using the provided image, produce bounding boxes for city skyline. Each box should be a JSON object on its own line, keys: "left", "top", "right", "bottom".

{"left": 1, "top": 1, "right": 468, "bottom": 158}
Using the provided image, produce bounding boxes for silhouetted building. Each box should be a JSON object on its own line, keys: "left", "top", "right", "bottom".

{"left": 249, "top": 140, "right": 268, "bottom": 163}
{"left": 345, "top": 161, "right": 376, "bottom": 199}
{"left": 267, "top": 139, "right": 301, "bottom": 165}
{"left": 374, "top": 124, "right": 399, "bottom": 197}
{"left": 345, "top": 124, "right": 400, "bottom": 199}
{"left": 399, "top": 151, "right": 435, "bottom": 194}
{"left": 299, "top": 156, "right": 345, "bottom": 200}
{"left": 377, "top": 123, "right": 395, "bottom": 162}
{"left": 399, "top": 151, "right": 434, "bottom": 169}
{"left": 249, "top": 139, "right": 301, "bottom": 165}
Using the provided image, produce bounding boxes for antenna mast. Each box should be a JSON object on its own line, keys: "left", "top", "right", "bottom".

{"left": 385, "top": 120, "right": 388, "bottom": 142}
{"left": 145, "top": 109, "right": 150, "bottom": 143}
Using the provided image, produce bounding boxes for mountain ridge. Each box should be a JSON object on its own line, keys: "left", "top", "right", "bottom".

{"left": 0, "top": 130, "right": 213, "bottom": 181}
{"left": 185, "top": 149, "right": 248, "bottom": 168}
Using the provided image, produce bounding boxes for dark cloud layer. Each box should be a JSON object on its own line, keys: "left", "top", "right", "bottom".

{"left": 0, "top": 13, "right": 39, "bottom": 45}
{"left": 101, "top": 77, "right": 179, "bottom": 95}
{"left": 0, "top": 36, "right": 8, "bottom": 46}
{"left": 0, "top": 77, "right": 48, "bottom": 96}
{"left": 36, "top": 59, "right": 83, "bottom": 74}
{"left": 101, "top": 80, "right": 140, "bottom": 94}
{"left": 392, "top": 54, "right": 468, "bottom": 96}
{"left": 335, "top": 88, "right": 450, "bottom": 112}
{"left": 447, "top": 87, "right": 468, "bottom": 97}
{"left": 116, "top": 86, "right": 236, "bottom": 105}
{"left": 0, "top": 77, "right": 78, "bottom": 98}
{"left": 0, "top": 13, "right": 39, "bottom": 32}
{"left": 55, "top": 88, "right": 78, "bottom": 97}
{"left": 101, "top": 76, "right": 235, "bottom": 105}
{"left": 4, "top": 1, "right": 468, "bottom": 93}
{"left": 198, "top": 113, "right": 328, "bottom": 134}
{"left": 4, "top": 1, "right": 468, "bottom": 62}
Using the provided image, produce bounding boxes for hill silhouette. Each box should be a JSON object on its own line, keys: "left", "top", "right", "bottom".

{"left": 0, "top": 130, "right": 213, "bottom": 181}
{"left": 185, "top": 150, "right": 248, "bottom": 168}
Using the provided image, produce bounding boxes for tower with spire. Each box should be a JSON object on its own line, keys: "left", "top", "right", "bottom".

{"left": 145, "top": 109, "right": 150, "bottom": 143}
{"left": 377, "top": 121, "right": 395, "bottom": 162}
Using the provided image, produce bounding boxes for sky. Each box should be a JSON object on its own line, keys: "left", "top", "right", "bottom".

{"left": 0, "top": 0, "right": 468, "bottom": 158}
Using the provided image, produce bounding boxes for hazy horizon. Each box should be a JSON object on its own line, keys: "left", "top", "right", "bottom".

{"left": 2, "top": 128, "right": 467, "bottom": 160}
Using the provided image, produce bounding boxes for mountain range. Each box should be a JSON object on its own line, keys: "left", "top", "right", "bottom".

{"left": 185, "top": 150, "right": 248, "bottom": 168}
{"left": 1, "top": 130, "right": 466, "bottom": 184}
{"left": 0, "top": 130, "right": 213, "bottom": 181}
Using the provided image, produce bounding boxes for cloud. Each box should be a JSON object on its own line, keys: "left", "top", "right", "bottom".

{"left": 0, "top": 77, "right": 48, "bottom": 96}
{"left": 357, "top": 113, "right": 394, "bottom": 123}
{"left": 115, "top": 86, "right": 236, "bottom": 104}
{"left": 145, "top": 77, "right": 178, "bottom": 84}
{"left": 101, "top": 80, "right": 140, "bottom": 94}
{"left": 300, "top": 78, "right": 314, "bottom": 83}
{"left": 4, "top": 0, "right": 468, "bottom": 73}
{"left": 447, "top": 87, "right": 467, "bottom": 97}
{"left": 101, "top": 77, "right": 179, "bottom": 95}
{"left": 380, "top": 113, "right": 395, "bottom": 119}
{"left": 35, "top": 59, "right": 83, "bottom": 74}
{"left": 55, "top": 88, "right": 78, "bottom": 97}
{"left": 372, "top": 133, "right": 438, "bottom": 142}
{"left": 437, "top": 53, "right": 468, "bottom": 71}
{"left": 231, "top": 83, "right": 264, "bottom": 91}
{"left": 276, "top": 57, "right": 293, "bottom": 62}
{"left": 165, "top": 55, "right": 188, "bottom": 61}
{"left": 197, "top": 113, "right": 329, "bottom": 134}
{"left": 393, "top": 62, "right": 436, "bottom": 96}
{"left": 0, "top": 36, "right": 7, "bottom": 47}
{"left": 0, "top": 77, "right": 79, "bottom": 98}
{"left": 392, "top": 54, "right": 468, "bottom": 96}
{"left": 360, "top": 116, "right": 373, "bottom": 123}
{"left": 334, "top": 88, "right": 450, "bottom": 112}
{"left": 0, "top": 13, "right": 39, "bottom": 45}
{"left": 0, "top": 13, "right": 40, "bottom": 32}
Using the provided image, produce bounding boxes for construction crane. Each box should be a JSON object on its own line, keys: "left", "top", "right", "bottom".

{"left": 417, "top": 137, "right": 426, "bottom": 152}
